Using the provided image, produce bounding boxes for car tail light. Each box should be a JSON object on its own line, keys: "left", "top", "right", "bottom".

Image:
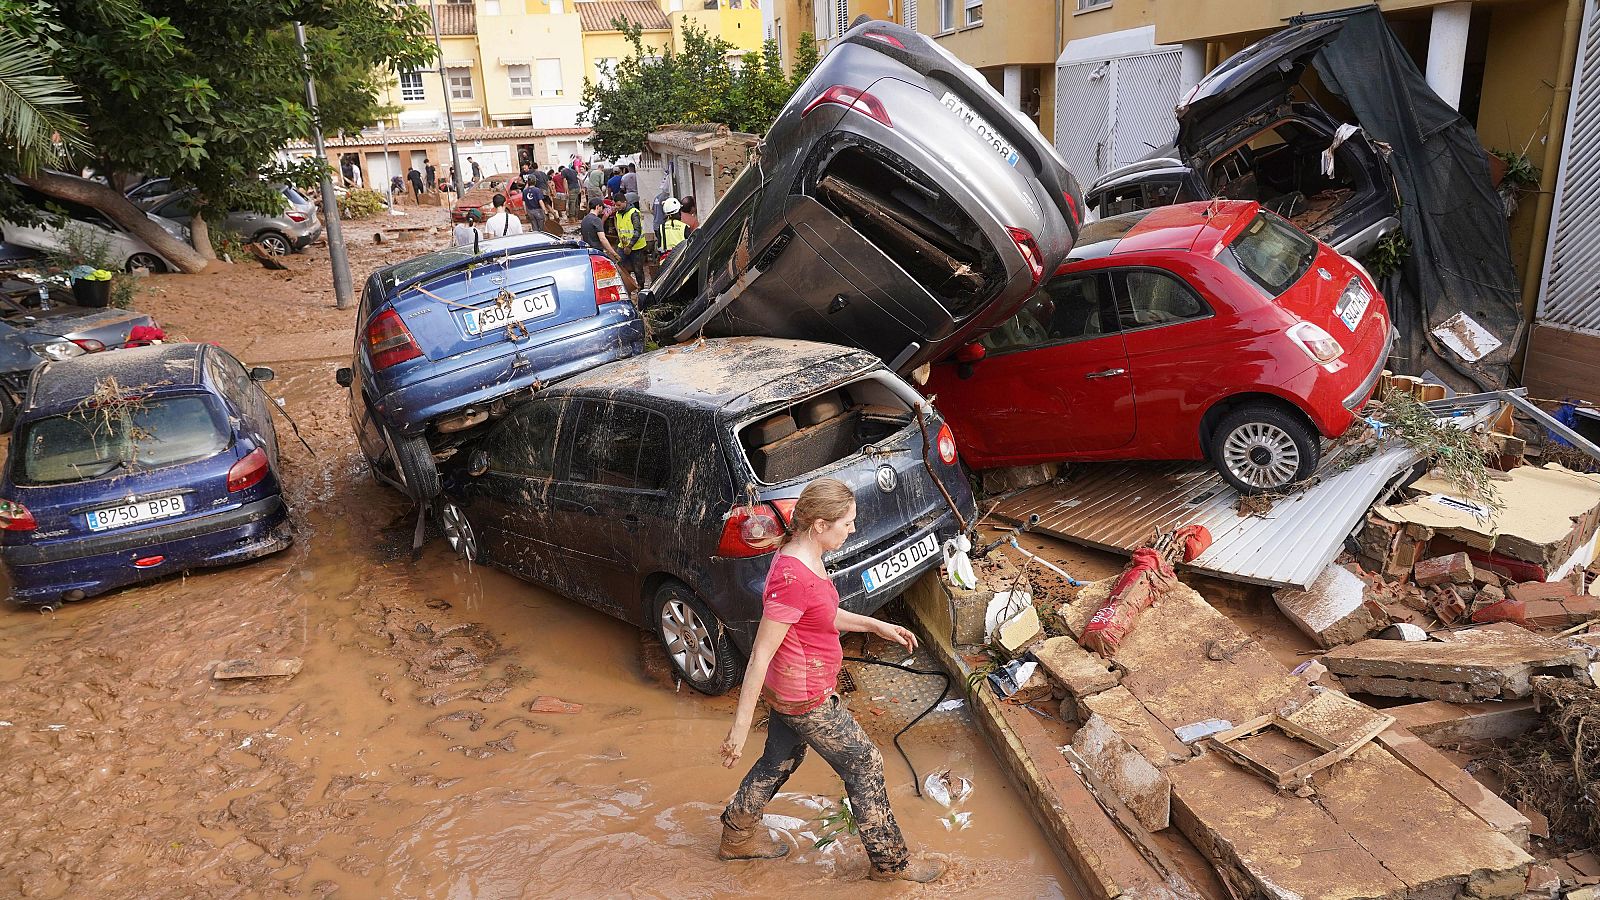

{"left": 716, "top": 501, "right": 791, "bottom": 558}
{"left": 863, "top": 32, "right": 905, "bottom": 48}
{"left": 802, "top": 85, "right": 892, "bottom": 128}
{"left": 0, "top": 499, "right": 36, "bottom": 531}
{"left": 227, "top": 448, "right": 270, "bottom": 492}
{"left": 936, "top": 424, "right": 959, "bottom": 465}
{"left": 1062, "top": 191, "right": 1080, "bottom": 227}
{"left": 134, "top": 555, "right": 165, "bottom": 568}
{"left": 1006, "top": 227, "right": 1043, "bottom": 290}
{"left": 286, "top": 211, "right": 308, "bottom": 223}
{"left": 366, "top": 308, "right": 422, "bottom": 370}
{"left": 1287, "top": 321, "right": 1345, "bottom": 365}
{"left": 590, "top": 253, "right": 624, "bottom": 305}
{"left": 71, "top": 338, "right": 106, "bottom": 353}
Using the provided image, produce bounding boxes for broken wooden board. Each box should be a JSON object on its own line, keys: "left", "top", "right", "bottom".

{"left": 1207, "top": 692, "right": 1393, "bottom": 790}
{"left": 213, "top": 658, "right": 302, "bottom": 680}
{"left": 1388, "top": 699, "right": 1539, "bottom": 745}
{"left": 1324, "top": 626, "right": 1589, "bottom": 701}
{"left": 1070, "top": 714, "right": 1170, "bottom": 831}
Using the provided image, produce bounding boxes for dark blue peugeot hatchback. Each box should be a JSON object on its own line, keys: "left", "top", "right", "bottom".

{"left": 0, "top": 343, "right": 292, "bottom": 606}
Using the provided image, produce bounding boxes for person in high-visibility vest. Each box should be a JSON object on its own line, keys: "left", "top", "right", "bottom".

{"left": 614, "top": 198, "right": 649, "bottom": 290}
{"left": 656, "top": 197, "right": 694, "bottom": 266}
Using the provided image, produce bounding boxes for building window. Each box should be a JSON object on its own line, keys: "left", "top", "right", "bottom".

{"left": 399, "top": 70, "right": 425, "bottom": 102}
{"left": 835, "top": 0, "right": 848, "bottom": 37}
{"left": 484, "top": 0, "right": 501, "bottom": 12}
{"left": 774, "top": 18, "right": 783, "bottom": 55}
{"left": 902, "top": 0, "right": 916, "bottom": 32}
{"left": 1077, "top": 0, "right": 1111, "bottom": 8}
{"left": 938, "top": 0, "right": 954, "bottom": 31}
{"left": 549, "top": 0, "right": 564, "bottom": 13}
{"left": 594, "top": 57, "right": 618, "bottom": 87}
{"left": 453, "top": 114, "right": 482, "bottom": 128}
{"left": 963, "top": 0, "right": 981, "bottom": 25}
{"left": 537, "top": 58, "right": 563, "bottom": 97}
{"left": 446, "top": 66, "right": 473, "bottom": 100}
{"left": 508, "top": 63, "right": 533, "bottom": 97}
{"left": 670, "top": 0, "right": 683, "bottom": 10}
{"left": 703, "top": 0, "right": 717, "bottom": 8}
{"left": 730, "top": 0, "right": 741, "bottom": 8}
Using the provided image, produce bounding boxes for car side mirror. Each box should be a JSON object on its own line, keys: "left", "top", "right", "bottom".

{"left": 955, "top": 342, "right": 986, "bottom": 363}
{"left": 249, "top": 366, "right": 276, "bottom": 383}
{"left": 335, "top": 367, "right": 353, "bottom": 388}
{"left": 467, "top": 449, "right": 490, "bottom": 477}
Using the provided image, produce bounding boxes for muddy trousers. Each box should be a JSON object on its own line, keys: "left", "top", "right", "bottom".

{"left": 723, "top": 695, "right": 910, "bottom": 873}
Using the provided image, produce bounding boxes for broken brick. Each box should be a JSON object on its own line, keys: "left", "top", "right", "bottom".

{"left": 1508, "top": 580, "right": 1581, "bottom": 605}
{"left": 1415, "top": 552, "right": 1475, "bottom": 587}
{"left": 1430, "top": 586, "right": 1468, "bottom": 625}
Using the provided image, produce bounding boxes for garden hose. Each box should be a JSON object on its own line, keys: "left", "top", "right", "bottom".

{"left": 842, "top": 654, "right": 952, "bottom": 799}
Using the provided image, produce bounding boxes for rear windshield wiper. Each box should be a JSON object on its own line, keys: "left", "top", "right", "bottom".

{"left": 70, "top": 458, "right": 125, "bottom": 480}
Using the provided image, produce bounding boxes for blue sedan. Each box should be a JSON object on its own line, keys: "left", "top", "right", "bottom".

{"left": 0, "top": 343, "right": 292, "bottom": 607}
{"left": 338, "top": 233, "right": 645, "bottom": 501}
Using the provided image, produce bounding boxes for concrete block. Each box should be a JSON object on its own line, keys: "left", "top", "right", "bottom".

{"left": 1377, "top": 725, "right": 1530, "bottom": 848}
{"left": 948, "top": 585, "right": 994, "bottom": 646}
{"left": 1273, "top": 564, "right": 1384, "bottom": 648}
{"left": 996, "top": 605, "right": 1043, "bottom": 659}
{"left": 1325, "top": 626, "right": 1589, "bottom": 701}
{"left": 1069, "top": 714, "right": 1170, "bottom": 832}
{"left": 1388, "top": 699, "right": 1539, "bottom": 745}
{"left": 1416, "top": 552, "right": 1476, "bottom": 587}
{"left": 1034, "top": 636, "right": 1120, "bottom": 699}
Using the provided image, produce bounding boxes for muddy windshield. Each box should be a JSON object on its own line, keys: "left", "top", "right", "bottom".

{"left": 16, "top": 395, "right": 230, "bottom": 485}
{"left": 1226, "top": 211, "right": 1317, "bottom": 297}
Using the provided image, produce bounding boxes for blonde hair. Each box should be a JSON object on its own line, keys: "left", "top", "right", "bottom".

{"left": 786, "top": 477, "right": 856, "bottom": 543}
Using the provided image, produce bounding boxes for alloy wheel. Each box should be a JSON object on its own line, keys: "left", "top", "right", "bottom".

{"left": 660, "top": 597, "right": 716, "bottom": 684}
{"left": 438, "top": 501, "right": 476, "bottom": 562}
{"left": 1221, "top": 421, "right": 1302, "bottom": 490}
{"left": 127, "top": 252, "right": 163, "bottom": 273}
{"left": 257, "top": 233, "right": 291, "bottom": 256}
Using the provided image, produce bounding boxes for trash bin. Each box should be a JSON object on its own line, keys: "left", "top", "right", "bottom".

{"left": 72, "top": 278, "right": 112, "bottom": 307}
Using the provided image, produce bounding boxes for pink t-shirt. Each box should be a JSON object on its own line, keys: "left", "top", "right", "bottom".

{"left": 761, "top": 554, "right": 843, "bottom": 713}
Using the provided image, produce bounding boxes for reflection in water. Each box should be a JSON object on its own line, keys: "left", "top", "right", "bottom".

{"left": 0, "top": 363, "right": 1073, "bottom": 898}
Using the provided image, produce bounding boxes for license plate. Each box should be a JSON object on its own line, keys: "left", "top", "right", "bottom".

{"left": 862, "top": 533, "right": 940, "bottom": 593}
{"left": 463, "top": 289, "right": 557, "bottom": 335}
{"left": 86, "top": 495, "right": 187, "bottom": 532}
{"left": 938, "top": 92, "right": 1020, "bottom": 167}
{"left": 1337, "top": 286, "right": 1371, "bottom": 332}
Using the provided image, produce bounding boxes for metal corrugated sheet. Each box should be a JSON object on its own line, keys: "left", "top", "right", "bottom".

{"left": 1538, "top": 0, "right": 1600, "bottom": 335}
{"left": 989, "top": 406, "right": 1497, "bottom": 590}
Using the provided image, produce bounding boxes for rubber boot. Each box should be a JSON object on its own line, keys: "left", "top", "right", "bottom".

{"left": 718, "top": 814, "right": 789, "bottom": 861}
{"left": 870, "top": 855, "right": 947, "bottom": 883}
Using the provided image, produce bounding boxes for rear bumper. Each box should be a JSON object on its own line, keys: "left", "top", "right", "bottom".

{"left": 2, "top": 496, "right": 291, "bottom": 604}
{"left": 375, "top": 315, "right": 646, "bottom": 438}
{"left": 293, "top": 223, "right": 323, "bottom": 250}
{"left": 1344, "top": 326, "right": 1398, "bottom": 411}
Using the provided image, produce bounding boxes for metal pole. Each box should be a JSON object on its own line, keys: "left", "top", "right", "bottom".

{"left": 295, "top": 22, "right": 354, "bottom": 310}
{"left": 427, "top": 0, "right": 465, "bottom": 200}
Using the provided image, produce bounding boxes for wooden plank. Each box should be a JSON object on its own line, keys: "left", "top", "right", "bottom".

{"left": 1376, "top": 725, "right": 1531, "bottom": 848}
{"left": 1524, "top": 325, "right": 1600, "bottom": 404}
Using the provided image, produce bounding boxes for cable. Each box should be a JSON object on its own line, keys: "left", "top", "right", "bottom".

{"left": 842, "top": 654, "right": 951, "bottom": 798}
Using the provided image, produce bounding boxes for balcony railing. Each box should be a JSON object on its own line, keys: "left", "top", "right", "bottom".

{"left": 432, "top": 2, "right": 476, "bottom": 35}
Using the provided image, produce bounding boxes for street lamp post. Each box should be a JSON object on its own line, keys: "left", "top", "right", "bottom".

{"left": 427, "top": 0, "right": 465, "bottom": 200}
{"left": 294, "top": 21, "right": 354, "bottom": 310}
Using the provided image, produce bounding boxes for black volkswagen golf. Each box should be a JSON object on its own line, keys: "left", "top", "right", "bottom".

{"left": 434, "top": 337, "right": 975, "bottom": 694}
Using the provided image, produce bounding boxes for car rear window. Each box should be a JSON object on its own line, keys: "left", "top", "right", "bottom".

{"left": 1227, "top": 212, "right": 1318, "bottom": 297}
{"left": 16, "top": 395, "right": 230, "bottom": 485}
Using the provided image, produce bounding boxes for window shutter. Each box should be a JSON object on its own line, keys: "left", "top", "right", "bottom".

{"left": 905, "top": 0, "right": 917, "bottom": 33}
{"left": 836, "top": 0, "right": 848, "bottom": 37}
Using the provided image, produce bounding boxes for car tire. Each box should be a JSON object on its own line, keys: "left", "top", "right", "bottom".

{"left": 126, "top": 252, "right": 165, "bottom": 273}
{"left": 255, "top": 232, "right": 292, "bottom": 256}
{"left": 387, "top": 429, "right": 441, "bottom": 502}
{"left": 434, "top": 497, "right": 478, "bottom": 562}
{"left": 1210, "top": 405, "right": 1321, "bottom": 494}
{"left": 654, "top": 581, "right": 739, "bottom": 696}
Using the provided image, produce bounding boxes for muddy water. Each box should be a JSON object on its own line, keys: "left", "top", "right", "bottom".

{"left": 0, "top": 361, "right": 1075, "bottom": 898}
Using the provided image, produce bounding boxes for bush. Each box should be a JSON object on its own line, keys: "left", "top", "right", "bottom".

{"left": 209, "top": 227, "right": 246, "bottom": 261}
{"left": 338, "top": 188, "right": 389, "bottom": 219}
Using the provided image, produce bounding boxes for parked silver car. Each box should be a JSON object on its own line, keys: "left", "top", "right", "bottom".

{"left": 645, "top": 17, "right": 1083, "bottom": 374}
{"left": 0, "top": 177, "right": 187, "bottom": 273}
{"left": 144, "top": 185, "right": 322, "bottom": 256}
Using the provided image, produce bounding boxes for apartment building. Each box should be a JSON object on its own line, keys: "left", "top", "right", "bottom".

{"left": 297, "top": 0, "right": 764, "bottom": 190}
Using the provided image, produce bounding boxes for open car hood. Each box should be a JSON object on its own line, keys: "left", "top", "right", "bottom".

{"left": 1176, "top": 19, "right": 1345, "bottom": 156}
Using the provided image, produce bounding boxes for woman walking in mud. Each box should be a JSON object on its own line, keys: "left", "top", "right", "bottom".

{"left": 719, "top": 477, "right": 946, "bottom": 883}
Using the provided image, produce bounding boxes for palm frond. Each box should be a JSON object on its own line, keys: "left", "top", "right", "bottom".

{"left": 0, "top": 32, "right": 87, "bottom": 174}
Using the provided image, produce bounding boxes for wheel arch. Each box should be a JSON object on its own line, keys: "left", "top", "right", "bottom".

{"left": 1199, "top": 391, "right": 1317, "bottom": 461}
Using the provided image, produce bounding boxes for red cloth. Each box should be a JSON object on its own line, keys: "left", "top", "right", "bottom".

{"left": 124, "top": 325, "right": 166, "bottom": 347}
{"left": 761, "top": 554, "right": 843, "bottom": 714}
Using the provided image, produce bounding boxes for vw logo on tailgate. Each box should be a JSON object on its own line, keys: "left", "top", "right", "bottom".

{"left": 876, "top": 465, "right": 897, "bottom": 493}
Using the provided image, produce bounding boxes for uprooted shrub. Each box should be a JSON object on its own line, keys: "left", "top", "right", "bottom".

{"left": 1481, "top": 675, "right": 1600, "bottom": 847}
{"left": 337, "top": 188, "right": 389, "bottom": 219}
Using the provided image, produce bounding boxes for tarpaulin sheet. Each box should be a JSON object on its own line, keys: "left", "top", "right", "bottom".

{"left": 1312, "top": 8, "right": 1524, "bottom": 390}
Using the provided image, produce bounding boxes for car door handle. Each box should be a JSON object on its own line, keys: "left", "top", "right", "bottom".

{"left": 1085, "top": 368, "right": 1126, "bottom": 379}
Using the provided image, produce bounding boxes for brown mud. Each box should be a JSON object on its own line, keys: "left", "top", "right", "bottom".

{"left": 0, "top": 209, "right": 1076, "bottom": 898}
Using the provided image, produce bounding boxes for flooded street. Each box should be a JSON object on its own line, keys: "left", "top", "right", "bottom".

{"left": 0, "top": 273, "right": 1076, "bottom": 897}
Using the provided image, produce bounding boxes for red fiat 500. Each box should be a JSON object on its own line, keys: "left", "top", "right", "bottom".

{"left": 925, "top": 200, "right": 1394, "bottom": 493}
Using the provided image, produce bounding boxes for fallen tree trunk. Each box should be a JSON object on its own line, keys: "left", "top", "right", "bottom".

{"left": 17, "top": 170, "right": 207, "bottom": 274}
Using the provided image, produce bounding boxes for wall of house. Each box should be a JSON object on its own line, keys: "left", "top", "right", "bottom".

{"left": 581, "top": 29, "right": 674, "bottom": 94}
{"left": 671, "top": 4, "right": 766, "bottom": 51}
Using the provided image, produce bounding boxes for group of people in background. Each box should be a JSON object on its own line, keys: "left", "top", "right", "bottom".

{"left": 449, "top": 155, "right": 701, "bottom": 295}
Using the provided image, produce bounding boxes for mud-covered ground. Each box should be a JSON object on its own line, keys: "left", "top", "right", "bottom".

{"left": 0, "top": 209, "right": 1077, "bottom": 898}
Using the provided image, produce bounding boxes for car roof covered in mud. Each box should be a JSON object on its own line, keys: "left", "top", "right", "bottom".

{"left": 26, "top": 342, "right": 208, "bottom": 413}
{"left": 552, "top": 337, "right": 881, "bottom": 414}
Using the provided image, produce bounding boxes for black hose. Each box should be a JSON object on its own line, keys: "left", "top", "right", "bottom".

{"left": 842, "top": 654, "right": 951, "bottom": 798}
